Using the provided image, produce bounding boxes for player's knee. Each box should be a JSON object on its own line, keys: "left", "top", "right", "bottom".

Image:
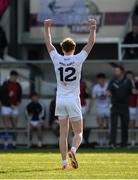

{"left": 59, "top": 134, "right": 68, "bottom": 142}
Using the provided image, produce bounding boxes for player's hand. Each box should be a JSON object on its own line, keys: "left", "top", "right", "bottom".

{"left": 88, "top": 19, "right": 96, "bottom": 30}
{"left": 132, "top": 88, "right": 137, "bottom": 95}
{"left": 105, "top": 90, "right": 111, "bottom": 97}
{"left": 44, "top": 19, "right": 53, "bottom": 27}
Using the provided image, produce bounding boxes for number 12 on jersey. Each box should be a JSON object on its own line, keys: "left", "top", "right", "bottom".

{"left": 58, "top": 67, "right": 77, "bottom": 82}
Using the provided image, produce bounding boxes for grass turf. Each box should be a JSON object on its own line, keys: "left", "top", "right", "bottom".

{"left": 0, "top": 148, "right": 138, "bottom": 179}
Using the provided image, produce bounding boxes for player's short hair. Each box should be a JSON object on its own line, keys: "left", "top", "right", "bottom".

{"left": 60, "top": 37, "right": 76, "bottom": 53}
{"left": 30, "top": 92, "right": 39, "bottom": 98}
{"left": 125, "top": 70, "right": 135, "bottom": 78}
{"left": 10, "top": 70, "right": 19, "bottom": 76}
{"left": 115, "top": 65, "right": 125, "bottom": 72}
{"left": 96, "top": 73, "right": 106, "bottom": 79}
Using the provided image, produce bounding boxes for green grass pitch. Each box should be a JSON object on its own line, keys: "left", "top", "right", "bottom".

{"left": 0, "top": 148, "right": 138, "bottom": 179}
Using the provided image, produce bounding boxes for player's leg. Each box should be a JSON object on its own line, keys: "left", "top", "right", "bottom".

{"left": 10, "top": 108, "right": 19, "bottom": 147}
{"left": 103, "top": 117, "right": 109, "bottom": 128}
{"left": 103, "top": 117, "right": 109, "bottom": 146}
{"left": 66, "top": 97, "right": 82, "bottom": 169}
{"left": 70, "top": 119, "right": 83, "bottom": 152}
{"left": 68, "top": 118, "right": 83, "bottom": 169}
{"left": 109, "top": 107, "right": 118, "bottom": 147}
{"left": 129, "top": 108, "right": 136, "bottom": 147}
{"left": 1, "top": 106, "right": 12, "bottom": 148}
{"left": 120, "top": 108, "right": 129, "bottom": 147}
{"left": 36, "top": 122, "right": 44, "bottom": 147}
{"left": 11, "top": 116, "right": 18, "bottom": 129}
{"left": 103, "top": 110, "right": 109, "bottom": 128}
{"left": 29, "top": 122, "right": 34, "bottom": 146}
{"left": 96, "top": 107, "right": 106, "bottom": 146}
{"left": 97, "top": 116, "right": 104, "bottom": 147}
{"left": 11, "top": 107, "right": 19, "bottom": 128}
{"left": 2, "top": 107, "right": 12, "bottom": 128}
{"left": 3, "top": 115, "right": 12, "bottom": 128}
{"left": 2, "top": 115, "right": 11, "bottom": 148}
{"left": 55, "top": 97, "right": 70, "bottom": 169}
{"left": 59, "top": 118, "right": 69, "bottom": 169}
{"left": 102, "top": 108, "right": 110, "bottom": 146}
{"left": 129, "top": 120, "right": 136, "bottom": 147}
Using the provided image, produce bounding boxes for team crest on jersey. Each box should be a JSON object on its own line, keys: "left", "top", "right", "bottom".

{"left": 64, "top": 58, "right": 70, "bottom": 61}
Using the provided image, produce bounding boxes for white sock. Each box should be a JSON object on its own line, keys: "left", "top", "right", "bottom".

{"left": 62, "top": 160, "right": 68, "bottom": 166}
{"left": 71, "top": 147, "right": 77, "bottom": 153}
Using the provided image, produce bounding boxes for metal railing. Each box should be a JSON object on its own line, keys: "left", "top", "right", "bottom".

{"left": 119, "top": 43, "right": 138, "bottom": 61}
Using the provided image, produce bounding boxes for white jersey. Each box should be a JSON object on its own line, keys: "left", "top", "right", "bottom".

{"left": 50, "top": 50, "right": 88, "bottom": 98}
{"left": 92, "top": 83, "right": 109, "bottom": 108}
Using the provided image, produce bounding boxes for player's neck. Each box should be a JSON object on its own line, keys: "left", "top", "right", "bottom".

{"left": 117, "top": 74, "right": 124, "bottom": 80}
{"left": 64, "top": 52, "right": 74, "bottom": 56}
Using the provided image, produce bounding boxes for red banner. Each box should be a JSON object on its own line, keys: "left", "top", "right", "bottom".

{"left": 0, "top": 0, "right": 9, "bottom": 17}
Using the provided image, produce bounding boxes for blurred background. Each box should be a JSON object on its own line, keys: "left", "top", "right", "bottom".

{"left": 0, "top": 0, "right": 138, "bottom": 149}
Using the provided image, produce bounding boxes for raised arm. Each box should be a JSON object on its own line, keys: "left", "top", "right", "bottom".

{"left": 44, "top": 19, "right": 55, "bottom": 52}
{"left": 83, "top": 19, "right": 96, "bottom": 54}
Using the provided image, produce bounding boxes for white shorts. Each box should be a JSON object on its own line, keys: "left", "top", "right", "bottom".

{"left": 96, "top": 106, "right": 110, "bottom": 118}
{"left": 30, "top": 120, "right": 44, "bottom": 127}
{"left": 55, "top": 97, "right": 82, "bottom": 121}
{"left": 129, "top": 107, "right": 137, "bottom": 120}
{"left": 1, "top": 106, "right": 19, "bottom": 117}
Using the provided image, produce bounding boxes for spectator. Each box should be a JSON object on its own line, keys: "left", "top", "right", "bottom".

{"left": 135, "top": 75, "right": 138, "bottom": 88}
{"left": 26, "top": 92, "right": 45, "bottom": 147}
{"left": 106, "top": 65, "right": 135, "bottom": 148}
{"left": 133, "top": 4, "right": 138, "bottom": 16}
{"left": 92, "top": 73, "right": 110, "bottom": 147}
{"left": 0, "top": 25, "right": 8, "bottom": 59}
{"left": 49, "top": 94, "right": 59, "bottom": 137}
{"left": 123, "top": 19, "right": 138, "bottom": 59}
{"left": 126, "top": 71, "right": 138, "bottom": 147}
{"left": 1, "top": 70, "right": 22, "bottom": 147}
{"left": 80, "top": 79, "right": 90, "bottom": 145}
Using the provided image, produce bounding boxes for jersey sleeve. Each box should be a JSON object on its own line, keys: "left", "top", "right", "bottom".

{"left": 49, "top": 50, "right": 61, "bottom": 63}
{"left": 92, "top": 86, "right": 97, "bottom": 98}
{"left": 75, "top": 50, "right": 88, "bottom": 64}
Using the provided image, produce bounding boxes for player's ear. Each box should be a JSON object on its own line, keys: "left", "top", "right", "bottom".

{"left": 73, "top": 46, "right": 76, "bottom": 52}
{"left": 60, "top": 42, "right": 62, "bottom": 48}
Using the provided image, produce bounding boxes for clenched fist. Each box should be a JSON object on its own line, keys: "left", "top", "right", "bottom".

{"left": 88, "top": 19, "right": 96, "bottom": 30}
{"left": 44, "top": 19, "right": 53, "bottom": 27}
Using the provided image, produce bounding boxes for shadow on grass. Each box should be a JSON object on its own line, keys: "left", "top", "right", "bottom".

{"left": 0, "top": 167, "right": 63, "bottom": 174}
{"left": 0, "top": 148, "right": 138, "bottom": 154}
